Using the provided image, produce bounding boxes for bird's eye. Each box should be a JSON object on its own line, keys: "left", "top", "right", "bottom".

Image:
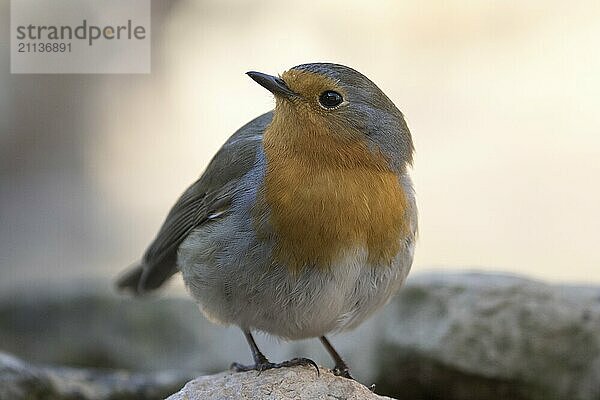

{"left": 318, "top": 90, "right": 343, "bottom": 109}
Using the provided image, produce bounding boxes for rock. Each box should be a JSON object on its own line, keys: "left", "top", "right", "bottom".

{"left": 0, "top": 284, "right": 236, "bottom": 373}
{"left": 0, "top": 352, "right": 193, "bottom": 400}
{"left": 166, "top": 366, "right": 393, "bottom": 400}
{"left": 374, "top": 272, "right": 600, "bottom": 400}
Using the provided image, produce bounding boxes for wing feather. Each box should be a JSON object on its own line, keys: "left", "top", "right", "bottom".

{"left": 116, "top": 112, "right": 272, "bottom": 294}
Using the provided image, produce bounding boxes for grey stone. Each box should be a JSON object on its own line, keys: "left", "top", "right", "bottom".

{"left": 374, "top": 272, "right": 600, "bottom": 400}
{"left": 0, "top": 352, "right": 192, "bottom": 400}
{"left": 166, "top": 366, "right": 394, "bottom": 400}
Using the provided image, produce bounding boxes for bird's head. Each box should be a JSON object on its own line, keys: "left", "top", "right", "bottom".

{"left": 247, "top": 63, "right": 413, "bottom": 172}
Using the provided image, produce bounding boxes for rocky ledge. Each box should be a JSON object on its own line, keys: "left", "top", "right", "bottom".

{"left": 0, "top": 352, "right": 390, "bottom": 400}
{"left": 0, "top": 352, "right": 194, "bottom": 400}
{"left": 167, "top": 366, "right": 392, "bottom": 400}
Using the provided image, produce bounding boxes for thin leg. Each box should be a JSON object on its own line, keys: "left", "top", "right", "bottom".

{"left": 230, "top": 330, "right": 319, "bottom": 376}
{"left": 319, "top": 336, "right": 353, "bottom": 379}
{"left": 243, "top": 330, "right": 270, "bottom": 365}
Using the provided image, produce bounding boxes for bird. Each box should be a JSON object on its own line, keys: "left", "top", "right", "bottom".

{"left": 116, "top": 63, "right": 417, "bottom": 380}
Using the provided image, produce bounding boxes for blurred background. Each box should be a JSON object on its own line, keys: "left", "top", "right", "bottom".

{"left": 1, "top": 1, "right": 600, "bottom": 399}
{"left": 2, "top": 0, "right": 600, "bottom": 291}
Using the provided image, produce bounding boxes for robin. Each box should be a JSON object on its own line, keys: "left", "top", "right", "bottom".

{"left": 116, "top": 63, "right": 417, "bottom": 380}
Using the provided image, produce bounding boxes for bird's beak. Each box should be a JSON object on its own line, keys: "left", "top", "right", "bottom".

{"left": 246, "top": 71, "right": 296, "bottom": 98}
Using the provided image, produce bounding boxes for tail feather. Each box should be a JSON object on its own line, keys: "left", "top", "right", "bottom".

{"left": 115, "top": 264, "right": 146, "bottom": 295}
{"left": 115, "top": 260, "right": 178, "bottom": 295}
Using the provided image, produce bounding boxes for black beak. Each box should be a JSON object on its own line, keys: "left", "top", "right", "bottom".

{"left": 246, "top": 71, "right": 296, "bottom": 98}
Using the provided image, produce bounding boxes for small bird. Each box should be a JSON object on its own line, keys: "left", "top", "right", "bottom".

{"left": 116, "top": 63, "right": 417, "bottom": 380}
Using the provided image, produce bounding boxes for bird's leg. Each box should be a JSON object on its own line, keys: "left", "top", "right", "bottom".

{"left": 231, "top": 330, "right": 269, "bottom": 370}
{"left": 230, "top": 330, "right": 319, "bottom": 376}
{"left": 319, "top": 336, "right": 353, "bottom": 379}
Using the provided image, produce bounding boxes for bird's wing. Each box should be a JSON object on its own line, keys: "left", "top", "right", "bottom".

{"left": 116, "top": 112, "right": 272, "bottom": 294}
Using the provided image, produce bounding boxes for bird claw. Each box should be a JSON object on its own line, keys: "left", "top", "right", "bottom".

{"left": 332, "top": 364, "right": 354, "bottom": 380}
{"left": 230, "top": 357, "right": 320, "bottom": 377}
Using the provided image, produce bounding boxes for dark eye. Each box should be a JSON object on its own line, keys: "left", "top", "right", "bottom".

{"left": 318, "top": 90, "right": 343, "bottom": 109}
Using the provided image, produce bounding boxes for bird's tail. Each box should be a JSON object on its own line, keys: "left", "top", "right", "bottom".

{"left": 115, "top": 260, "right": 178, "bottom": 296}
{"left": 115, "top": 264, "right": 146, "bottom": 295}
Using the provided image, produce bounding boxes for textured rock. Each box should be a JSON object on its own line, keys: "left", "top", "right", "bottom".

{"left": 166, "top": 366, "right": 393, "bottom": 400}
{"left": 0, "top": 285, "right": 214, "bottom": 372}
{"left": 0, "top": 352, "right": 192, "bottom": 400}
{"left": 374, "top": 272, "right": 600, "bottom": 400}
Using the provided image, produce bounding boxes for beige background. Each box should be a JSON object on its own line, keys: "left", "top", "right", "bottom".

{"left": 1, "top": 0, "right": 599, "bottom": 292}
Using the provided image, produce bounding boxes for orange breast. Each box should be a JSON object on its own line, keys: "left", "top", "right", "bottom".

{"left": 254, "top": 110, "right": 409, "bottom": 272}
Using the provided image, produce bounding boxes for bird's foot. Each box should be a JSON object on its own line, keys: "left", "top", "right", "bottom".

{"left": 332, "top": 363, "right": 354, "bottom": 380}
{"left": 231, "top": 357, "right": 320, "bottom": 376}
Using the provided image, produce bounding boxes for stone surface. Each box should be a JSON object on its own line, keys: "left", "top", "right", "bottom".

{"left": 0, "top": 352, "right": 193, "bottom": 400}
{"left": 374, "top": 272, "right": 600, "bottom": 400}
{"left": 166, "top": 366, "right": 393, "bottom": 400}
{"left": 0, "top": 283, "right": 239, "bottom": 374}
{"left": 2, "top": 271, "right": 600, "bottom": 399}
